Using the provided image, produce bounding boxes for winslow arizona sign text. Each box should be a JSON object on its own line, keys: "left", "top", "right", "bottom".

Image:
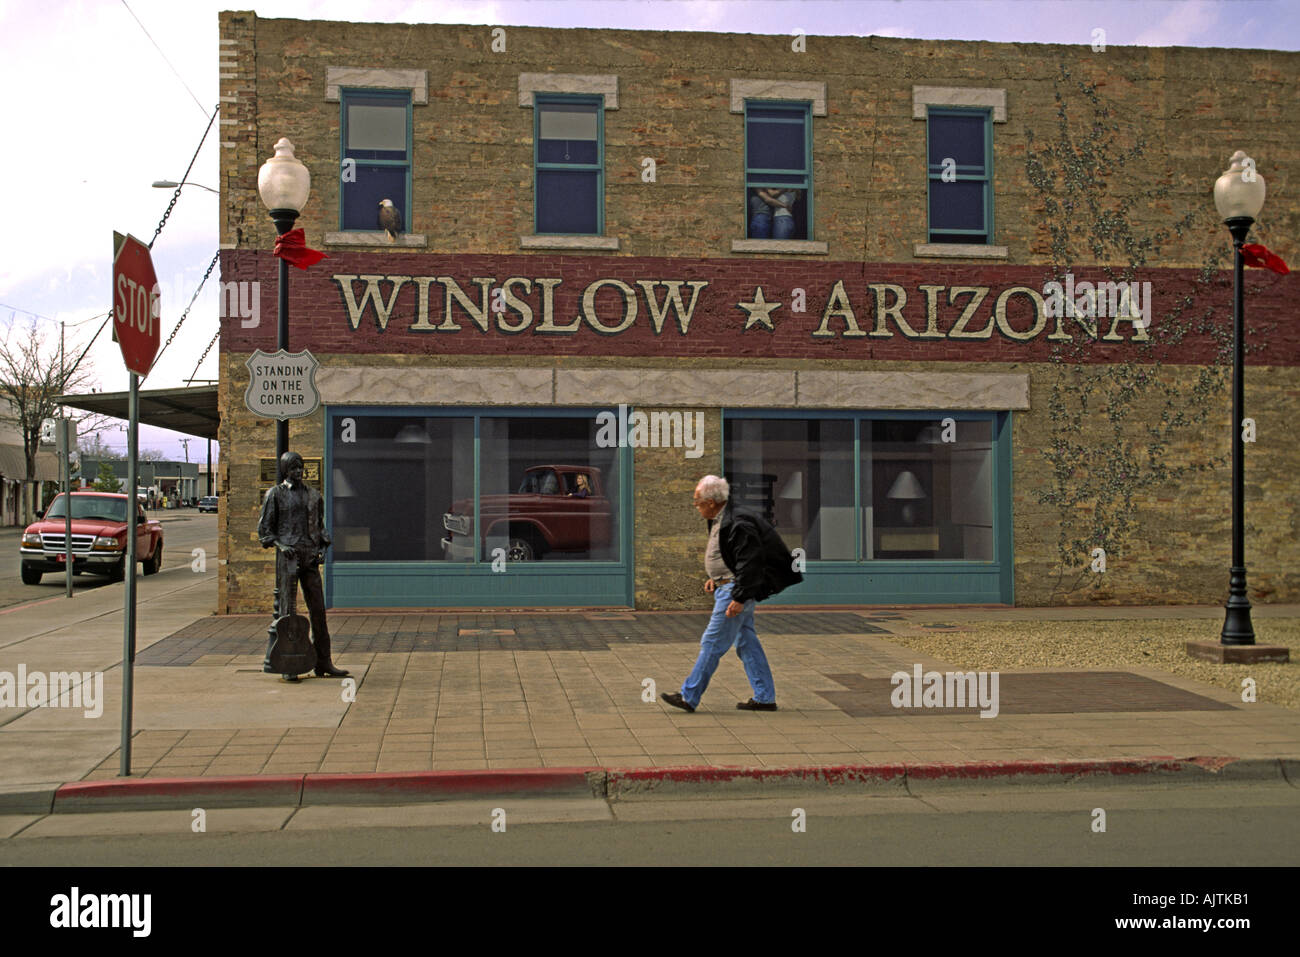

{"left": 329, "top": 273, "right": 1154, "bottom": 343}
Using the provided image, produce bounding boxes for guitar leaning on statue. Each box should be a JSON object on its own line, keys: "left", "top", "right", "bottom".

{"left": 268, "top": 550, "right": 317, "bottom": 677}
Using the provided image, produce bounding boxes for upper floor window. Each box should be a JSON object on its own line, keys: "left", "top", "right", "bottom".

{"left": 745, "top": 102, "right": 811, "bottom": 241}
{"left": 340, "top": 89, "right": 411, "bottom": 234}
{"left": 927, "top": 107, "right": 992, "bottom": 245}
{"left": 534, "top": 95, "right": 604, "bottom": 235}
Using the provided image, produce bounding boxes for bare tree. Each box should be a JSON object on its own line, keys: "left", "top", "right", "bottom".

{"left": 0, "top": 315, "right": 106, "bottom": 522}
{"left": 79, "top": 430, "right": 126, "bottom": 461}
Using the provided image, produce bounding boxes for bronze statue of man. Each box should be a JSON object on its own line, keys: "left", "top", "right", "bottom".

{"left": 257, "top": 451, "right": 349, "bottom": 679}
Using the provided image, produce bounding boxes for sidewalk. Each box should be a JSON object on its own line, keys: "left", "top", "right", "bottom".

{"left": 1, "top": 570, "right": 1297, "bottom": 813}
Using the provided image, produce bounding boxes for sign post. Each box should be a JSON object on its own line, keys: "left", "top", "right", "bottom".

{"left": 112, "top": 232, "right": 160, "bottom": 777}
{"left": 61, "top": 419, "right": 73, "bottom": 598}
{"left": 40, "top": 417, "right": 75, "bottom": 597}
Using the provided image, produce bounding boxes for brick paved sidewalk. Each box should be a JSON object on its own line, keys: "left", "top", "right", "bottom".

{"left": 63, "top": 607, "right": 1300, "bottom": 780}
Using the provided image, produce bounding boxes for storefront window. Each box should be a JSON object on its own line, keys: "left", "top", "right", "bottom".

{"left": 723, "top": 418, "right": 854, "bottom": 559}
{"left": 478, "top": 416, "right": 619, "bottom": 562}
{"left": 863, "top": 418, "right": 994, "bottom": 560}
{"left": 332, "top": 412, "right": 620, "bottom": 565}
{"left": 724, "top": 414, "right": 997, "bottom": 563}
{"left": 331, "top": 415, "right": 473, "bottom": 561}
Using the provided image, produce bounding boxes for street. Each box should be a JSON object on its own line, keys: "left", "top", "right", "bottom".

{"left": 1, "top": 781, "right": 1296, "bottom": 866}
{"left": 0, "top": 512, "right": 215, "bottom": 612}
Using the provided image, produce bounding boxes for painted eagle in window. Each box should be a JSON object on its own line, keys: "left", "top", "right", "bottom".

{"left": 377, "top": 199, "right": 403, "bottom": 242}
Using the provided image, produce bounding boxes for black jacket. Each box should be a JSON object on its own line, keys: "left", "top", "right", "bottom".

{"left": 712, "top": 500, "right": 803, "bottom": 604}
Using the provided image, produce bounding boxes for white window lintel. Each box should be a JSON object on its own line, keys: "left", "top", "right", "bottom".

{"left": 518, "top": 74, "right": 619, "bottom": 108}
{"left": 730, "top": 79, "right": 826, "bottom": 115}
{"left": 912, "top": 86, "right": 1006, "bottom": 122}
{"left": 327, "top": 67, "right": 428, "bottom": 104}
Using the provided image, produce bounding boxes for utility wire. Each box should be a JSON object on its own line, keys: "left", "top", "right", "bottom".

{"left": 150, "top": 103, "right": 220, "bottom": 250}
{"left": 68, "top": 313, "right": 113, "bottom": 379}
{"left": 144, "top": 250, "right": 221, "bottom": 384}
{"left": 187, "top": 330, "right": 220, "bottom": 387}
{"left": 119, "top": 0, "right": 210, "bottom": 119}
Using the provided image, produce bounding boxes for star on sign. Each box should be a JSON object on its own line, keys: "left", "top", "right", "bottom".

{"left": 736, "top": 286, "right": 782, "bottom": 330}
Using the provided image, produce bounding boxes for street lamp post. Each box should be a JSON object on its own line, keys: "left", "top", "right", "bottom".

{"left": 257, "top": 138, "right": 311, "bottom": 468}
{"left": 257, "top": 138, "right": 311, "bottom": 644}
{"left": 1211, "top": 151, "right": 1265, "bottom": 646}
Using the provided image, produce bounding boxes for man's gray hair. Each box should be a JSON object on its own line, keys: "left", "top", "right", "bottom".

{"left": 696, "top": 475, "right": 730, "bottom": 503}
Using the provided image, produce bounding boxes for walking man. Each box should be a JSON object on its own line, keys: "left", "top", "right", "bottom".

{"left": 258, "top": 451, "right": 350, "bottom": 680}
{"left": 661, "top": 475, "right": 802, "bottom": 713}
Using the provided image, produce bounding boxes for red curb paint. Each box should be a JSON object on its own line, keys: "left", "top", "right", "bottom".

{"left": 607, "top": 764, "right": 909, "bottom": 785}
{"left": 44, "top": 756, "right": 1275, "bottom": 812}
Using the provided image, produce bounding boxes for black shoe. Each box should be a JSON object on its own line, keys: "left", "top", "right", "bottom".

{"left": 737, "top": 698, "right": 777, "bottom": 711}
{"left": 661, "top": 691, "right": 695, "bottom": 713}
{"left": 281, "top": 674, "right": 300, "bottom": 683}
{"left": 314, "top": 663, "right": 351, "bottom": 678}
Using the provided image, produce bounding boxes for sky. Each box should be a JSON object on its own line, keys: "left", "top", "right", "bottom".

{"left": 0, "top": 0, "right": 1296, "bottom": 460}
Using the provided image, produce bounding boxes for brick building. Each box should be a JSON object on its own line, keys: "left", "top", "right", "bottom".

{"left": 215, "top": 12, "right": 1299, "bottom": 614}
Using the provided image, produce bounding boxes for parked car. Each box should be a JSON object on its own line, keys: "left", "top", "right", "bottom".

{"left": 441, "top": 465, "right": 611, "bottom": 562}
{"left": 20, "top": 492, "right": 165, "bottom": 584}
{"left": 198, "top": 496, "right": 219, "bottom": 513}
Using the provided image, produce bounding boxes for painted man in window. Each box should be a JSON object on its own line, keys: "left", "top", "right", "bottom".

{"left": 258, "top": 451, "right": 350, "bottom": 680}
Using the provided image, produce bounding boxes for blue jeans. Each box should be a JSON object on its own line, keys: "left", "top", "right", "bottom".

{"left": 680, "top": 583, "right": 776, "bottom": 707}
{"left": 748, "top": 194, "right": 772, "bottom": 238}
{"left": 773, "top": 214, "right": 795, "bottom": 240}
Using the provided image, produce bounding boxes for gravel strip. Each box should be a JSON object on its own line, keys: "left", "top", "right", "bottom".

{"left": 885, "top": 618, "right": 1300, "bottom": 712}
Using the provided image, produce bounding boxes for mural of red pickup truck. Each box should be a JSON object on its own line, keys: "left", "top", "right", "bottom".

{"left": 19, "top": 492, "right": 164, "bottom": 584}
{"left": 441, "top": 465, "right": 612, "bottom": 561}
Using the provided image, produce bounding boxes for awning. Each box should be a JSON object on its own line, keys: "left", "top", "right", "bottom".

{"left": 54, "top": 384, "right": 219, "bottom": 441}
{"left": 0, "top": 444, "right": 61, "bottom": 481}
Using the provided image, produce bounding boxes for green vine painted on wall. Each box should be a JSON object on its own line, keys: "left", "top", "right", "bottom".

{"left": 1023, "top": 67, "right": 1276, "bottom": 601}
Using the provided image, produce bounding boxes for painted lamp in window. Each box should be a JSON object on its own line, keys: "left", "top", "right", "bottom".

{"left": 887, "top": 470, "right": 927, "bottom": 526}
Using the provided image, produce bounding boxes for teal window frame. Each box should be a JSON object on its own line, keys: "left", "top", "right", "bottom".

{"left": 533, "top": 93, "right": 605, "bottom": 235}
{"left": 721, "top": 409, "right": 1013, "bottom": 606}
{"left": 338, "top": 88, "right": 413, "bottom": 233}
{"left": 926, "top": 106, "right": 993, "bottom": 245}
{"left": 743, "top": 99, "right": 813, "bottom": 240}
{"left": 324, "top": 405, "right": 634, "bottom": 609}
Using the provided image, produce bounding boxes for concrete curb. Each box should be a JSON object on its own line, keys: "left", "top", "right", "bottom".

{"left": 53, "top": 775, "right": 304, "bottom": 813}
{"left": 7, "top": 756, "right": 1294, "bottom": 814}
{"left": 299, "top": 769, "right": 604, "bottom": 805}
{"left": 602, "top": 756, "right": 1298, "bottom": 798}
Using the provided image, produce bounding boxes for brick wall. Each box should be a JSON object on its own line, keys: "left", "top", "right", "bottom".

{"left": 218, "top": 13, "right": 1298, "bottom": 266}
{"left": 217, "top": 350, "right": 1300, "bottom": 613}
{"left": 214, "top": 13, "right": 1300, "bottom": 613}
{"left": 220, "top": 249, "right": 1297, "bottom": 367}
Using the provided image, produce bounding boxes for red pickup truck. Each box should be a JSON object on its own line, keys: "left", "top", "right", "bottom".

{"left": 441, "top": 465, "right": 612, "bottom": 561}
{"left": 20, "top": 492, "right": 164, "bottom": 584}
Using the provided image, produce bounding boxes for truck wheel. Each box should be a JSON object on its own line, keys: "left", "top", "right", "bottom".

{"left": 109, "top": 557, "right": 125, "bottom": 582}
{"left": 143, "top": 543, "right": 163, "bottom": 576}
{"left": 506, "top": 536, "right": 537, "bottom": 562}
{"left": 20, "top": 564, "right": 42, "bottom": 585}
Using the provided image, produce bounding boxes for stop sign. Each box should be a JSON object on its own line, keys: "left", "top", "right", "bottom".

{"left": 112, "top": 232, "right": 161, "bottom": 376}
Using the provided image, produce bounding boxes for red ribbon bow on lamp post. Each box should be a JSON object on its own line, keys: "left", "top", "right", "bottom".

{"left": 273, "top": 228, "right": 328, "bottom": 269}
{"left": 1241, "top": 243, "right": 1290, "bottom": 275}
